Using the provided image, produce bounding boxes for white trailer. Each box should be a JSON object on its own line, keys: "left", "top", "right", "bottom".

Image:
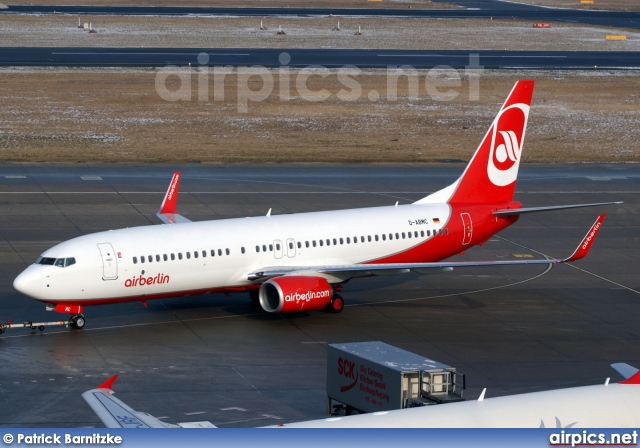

{"left": 327, "top": 341, "right": 464, "bottom": 415}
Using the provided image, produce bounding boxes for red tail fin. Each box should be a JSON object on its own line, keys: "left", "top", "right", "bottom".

{"left": 441, "top": 81, "right": 534, "bottom": 205}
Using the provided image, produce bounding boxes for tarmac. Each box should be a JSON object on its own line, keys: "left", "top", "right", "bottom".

{"left": 0, "top": 163, "right": 637, "bottom": 428}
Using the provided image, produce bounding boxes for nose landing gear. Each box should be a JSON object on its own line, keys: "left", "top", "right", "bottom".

{"left": 69, "top": 314, "right": 86, "bottom": 330}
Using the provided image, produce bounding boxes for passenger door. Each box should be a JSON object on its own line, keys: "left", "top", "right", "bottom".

{"left": 97, "top": 243, "right": 118, "bottom": 280}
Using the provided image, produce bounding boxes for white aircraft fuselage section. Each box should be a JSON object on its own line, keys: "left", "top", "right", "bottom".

{"left": 17, "top": 201, "right": 513, "bottom": 305}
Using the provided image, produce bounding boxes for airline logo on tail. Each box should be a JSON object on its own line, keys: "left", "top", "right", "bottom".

{"left": 487, "top": 103, "right": 529, "bottom": 187}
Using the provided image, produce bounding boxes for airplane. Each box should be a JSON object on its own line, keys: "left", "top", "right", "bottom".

{"left": 11, "top": 80, "right": 620, "bottom": 330}
{"left": 82, "top": 363, "right": 640, "bottom": 428}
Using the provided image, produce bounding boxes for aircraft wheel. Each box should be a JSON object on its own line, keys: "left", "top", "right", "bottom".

{"left": 70, "top": 314, "right": 85, "bottom": 330}
{"left": 326, "top": 295, "right": 344, "bottom": 314}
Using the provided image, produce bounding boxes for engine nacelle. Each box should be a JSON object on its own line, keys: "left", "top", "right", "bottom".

{"left": 259, "top": 276, "right": 333, "bottom": 313}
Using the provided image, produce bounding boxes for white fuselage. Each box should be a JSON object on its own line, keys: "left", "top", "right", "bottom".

{"left": 278, "top": 383, "right": 640, "bottom": 428}
{"left": 15, "top": 202, "right": 484, "bottom": 306}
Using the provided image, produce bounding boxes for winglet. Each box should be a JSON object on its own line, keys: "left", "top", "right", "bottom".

{"left": 97, "top": 375, "right": 118, "bottom": 391}
{"left": 159, "top": 171, "right": 181, "bottom": 215}
{"left": 157, "top": 172, "right": 192, "bottom": 225}
{"left": 564, "top": 214, "right": 605, "bottom": 262}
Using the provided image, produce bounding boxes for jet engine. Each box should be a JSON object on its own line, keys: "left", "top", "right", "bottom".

{"left": 258, "top": 276, "right": 334, "bottom": 313}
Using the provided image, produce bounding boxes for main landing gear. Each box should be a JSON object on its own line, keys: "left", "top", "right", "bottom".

{"left": 325, "top": 294, "right": 344, "bottom": 314}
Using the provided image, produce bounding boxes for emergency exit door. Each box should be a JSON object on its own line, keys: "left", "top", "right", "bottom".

{"left": 461, "top": 213, "right": 472, "bottom": 246}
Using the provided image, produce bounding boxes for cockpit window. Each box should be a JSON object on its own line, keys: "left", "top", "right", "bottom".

{"left": 36, "top": 257, "right": 76, "bottom": 268}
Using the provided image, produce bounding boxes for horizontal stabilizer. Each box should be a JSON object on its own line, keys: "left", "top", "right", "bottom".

{"left": 494, "top": 202, "right": 622, "bottom": 216}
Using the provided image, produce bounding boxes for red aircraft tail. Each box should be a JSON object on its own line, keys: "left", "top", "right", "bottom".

{"left": 416, "top": 80, "right": 534, "bottom": 205}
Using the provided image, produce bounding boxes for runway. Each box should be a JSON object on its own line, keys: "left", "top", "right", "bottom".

{"left": 3, "top": 4, "right": 640, "bottom": 29}
{"left": 0, "top": 164, "right": 637, "bottom": 427}
{"left": 2, "top": 48, "right": 639, "bottom": 69}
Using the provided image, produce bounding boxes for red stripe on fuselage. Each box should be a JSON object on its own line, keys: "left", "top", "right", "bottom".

{"left": 37, "top": 284, "right": 260, "bottom": 307}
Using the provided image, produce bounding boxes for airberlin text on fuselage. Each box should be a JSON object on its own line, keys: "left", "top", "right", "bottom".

{"left": 124, "top": 274, "right": 170, "bottom": 288}
{"left": 284, "top": 289, "right": 331, "bottom": 303}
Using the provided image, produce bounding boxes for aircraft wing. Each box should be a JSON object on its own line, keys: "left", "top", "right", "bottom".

{"left": 157, "top": 172, "right": 192, "bottom": 225}
{"left": 248, "top": 214, "right": 605, "bottom": 281}
{"left": 82, "top": 376, "right": 215, "bottom": 428}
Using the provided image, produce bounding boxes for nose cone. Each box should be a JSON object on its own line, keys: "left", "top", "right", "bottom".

{"left": 13, "top": 266, "right": 42, "bottom": 299}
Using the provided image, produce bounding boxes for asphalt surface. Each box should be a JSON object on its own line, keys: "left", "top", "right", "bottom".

{"left": 2, "top": 48, "right": 639, "bottom": 69}
{"left": 3, "top": 3, "right": 640, "bottom": 29}
{"left": 0, "top": 164, "right": 637, "bottom": 428}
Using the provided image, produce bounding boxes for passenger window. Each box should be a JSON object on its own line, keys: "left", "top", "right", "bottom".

{"left": 414, "top": 231, "right": 418, "bottom": 238}
{"left": 225, "top": 249, "right": 230, "bottom": 256}
{"left": 269, "top": 244, "right": 273, "bottom": 251}
{"left": 133, "top": 257, "right": 138, "bottom": 264}
{"left": 407, "top": 232, "right": 411, "bottom": 239}
{"left": 402, "top": 232, "right": 406, "bottom": 239}
{"left": 289, "top": 242, "right": 293, "bottom": 249}
{"left": 263, "top": 245, "right": 267, "bottom": 252}
{"left": 202, "top": 250, "right": 206, "bottom": 257}
{"left": 241, "top": 247, "right": 245, "bottom": 254}
{"left": 194, "top": 251, "right": 198, "bottom": 259}
{"left": 297, "top": 242, "right": 301, "bottom": 249}
{"left": 439, "top": 229, "right": 442, "bottom": 236}
{"left": 375, "top": 235, "right": 379, "bottom": 241}
{"left": 163, "top": 254, "right": 168, "bottom": 261}
{"left": 65, "top": 257, "right": 76, "bottom": 267}
{"left": 367, "top": 236, "right": 371, "bottom": 242}
{"left": 141, "top": 256, "right": 145, "bottom": 264}
{"left": 171, "top": 254, "right": 175, "bottom": 260}
{"left": 333, "top": 238, "right": 337, "bottom": 245}
{"left": 319, "top": 240, "right": 324, "bottom": 247}
{"left": 256, "top": 245, "right": 260, "bottom": 253}
{"left": 211, "top": 249, "right": 216, "bottom": 257}
{"left": 178, "top": 253, "right": 183, "bottom": 260}
{"left": 445, "top": 228, "right": 449, "bottom": 235}
{"left": 326, "top": 239, "right": 330, "bottom": 246}
{"left": 156, "top": 255, "right": 160, "bottom": 262}
{"left": 340, "top": 238, "right": 344, "bottom": 245}
{"left": 389, "top": 234, "right": 393, "bottom": 240}
{"left": 382, "top": 235, "right": 387, "bottom": 241}
{"left": 305, "top": 241, "right": 309, "bottom": 248}
{"left": 186, "top": 252, "right": 191, "bottom": 259}
{"left": 312, "top": 240, "right": 316, "bottom": 247}
{"left": 148, "top": 255, "right": 153, "bottom": 263}
{"left": 395, "top": 233, "right": 399, "bottom": 239}
{"left": 218, "top": 249, "right": 223, "bottom": 256}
